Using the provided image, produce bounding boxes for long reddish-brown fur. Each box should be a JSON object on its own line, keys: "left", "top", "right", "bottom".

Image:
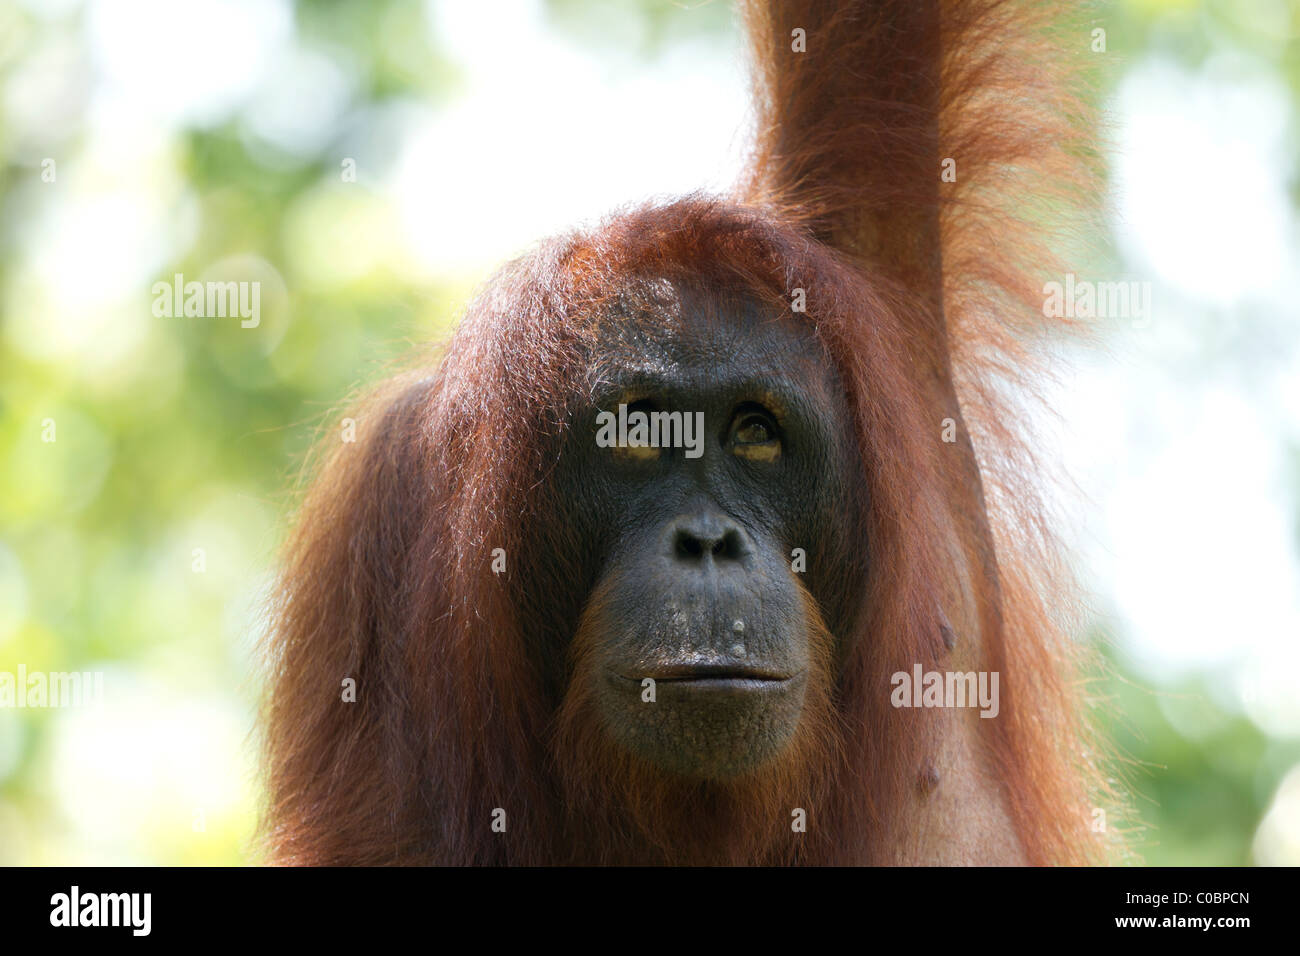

{"left": 261, "top": 0, "right": 1113, "bottom": 865}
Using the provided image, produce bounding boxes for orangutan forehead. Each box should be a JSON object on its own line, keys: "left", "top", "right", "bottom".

{"left": 581, "top": 294, "right": 838, "bottom": 415}
{"left": 586, "top": 282, "right": 826, "bottom": 372}
{"left": 592, "top": 320, "right": 823, "bottom": 376}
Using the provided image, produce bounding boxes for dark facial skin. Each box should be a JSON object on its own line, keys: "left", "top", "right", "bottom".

{"left": 538, "top": 292, "right": 859, "bottom": 780}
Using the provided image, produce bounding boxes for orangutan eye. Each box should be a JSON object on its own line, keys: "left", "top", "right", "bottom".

{"left": 730, "top": 407, "right": 781, "bottom": 462}
{"left": 610, "top": 399, "right": 662, "bottom": 462}
{"left": 735, "top": 417, "right": 773, "bottom": 444}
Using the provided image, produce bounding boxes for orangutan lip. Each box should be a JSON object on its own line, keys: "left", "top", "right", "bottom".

{"left": 624, "top": 664, "right": 799, "bottom": 683}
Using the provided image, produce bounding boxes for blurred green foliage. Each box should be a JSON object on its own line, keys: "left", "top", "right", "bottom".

{"left": 1099, "top": 651, "right": 1300, "bottom": 865}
